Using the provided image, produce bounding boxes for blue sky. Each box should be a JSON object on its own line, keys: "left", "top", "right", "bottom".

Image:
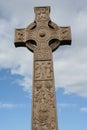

{"left": 0, "top": 0, "right": 87, "bottom": 130}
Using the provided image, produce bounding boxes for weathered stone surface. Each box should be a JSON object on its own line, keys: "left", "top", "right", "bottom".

{"left": 14, "top": 6, "right": 71, "bottom": 130}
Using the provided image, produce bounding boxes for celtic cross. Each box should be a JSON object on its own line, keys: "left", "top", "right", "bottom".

{"left": 14, "top": 6, "right": 71, "bottom": 130}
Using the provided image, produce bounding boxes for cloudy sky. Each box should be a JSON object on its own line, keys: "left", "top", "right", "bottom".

{"left": 0, "top": 0, "right": 87, "bottom": 130}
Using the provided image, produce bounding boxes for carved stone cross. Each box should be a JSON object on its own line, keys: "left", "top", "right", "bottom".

{"left": 14, "top": 6, "right": 71, "bottom": 130}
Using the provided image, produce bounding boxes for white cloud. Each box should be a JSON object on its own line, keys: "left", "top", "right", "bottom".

{"left": 57, "top": 102, "right": 76, "bottom": 113}
{"left": 17, "top": 76, "right": 32, "bottom": 93}
{"left": 80, "top": 107, "right": 87, "bottom": 112}
{"left": 0, "top": 0, "right": 87, "bottom": 97}
{"left": 54, "top": 52, "right": 87, "bottom": 97}
{"left": 0, "top": 102, "right": 25, "bottom": 109}
{"left": 58, "top": 103, "right": 76, "bottom": 108}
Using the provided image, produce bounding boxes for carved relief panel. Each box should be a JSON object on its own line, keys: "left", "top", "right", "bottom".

{"left": 34, "top": 47, "right": 52, "bottom": 60}
{"left": 34, "top": 61, "right": 53, "bottom": 80}
{"left": 34, "top": 6, "right": 50, "bottom": 22}
{"left": 32, "top": 80, "right": 57, "bottom": 130}
{"left": 15, "top": 29, "right": 25, "bottom": 43}
{"left": 33, "top": 80, "right": 56, "bottom": 107}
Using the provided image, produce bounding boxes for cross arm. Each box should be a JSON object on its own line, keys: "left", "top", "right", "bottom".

{"left": 14, "top": 22, "right": 36, "bottom": 52}
{"left": 14, "top": 28, "right": 26, "bottom": 47}
{"left": 48, "top": 21, "right": 71, "bottom": 45}
{"left": 58, "top": 26, "right": 71, "bottom": 46}
{"left": 48, "top": 21, "right": 71, "bottom": 52}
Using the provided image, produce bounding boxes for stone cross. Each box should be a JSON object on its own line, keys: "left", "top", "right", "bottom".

{"left": 14, "top": 6, "right": 71, "bottom": 130}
